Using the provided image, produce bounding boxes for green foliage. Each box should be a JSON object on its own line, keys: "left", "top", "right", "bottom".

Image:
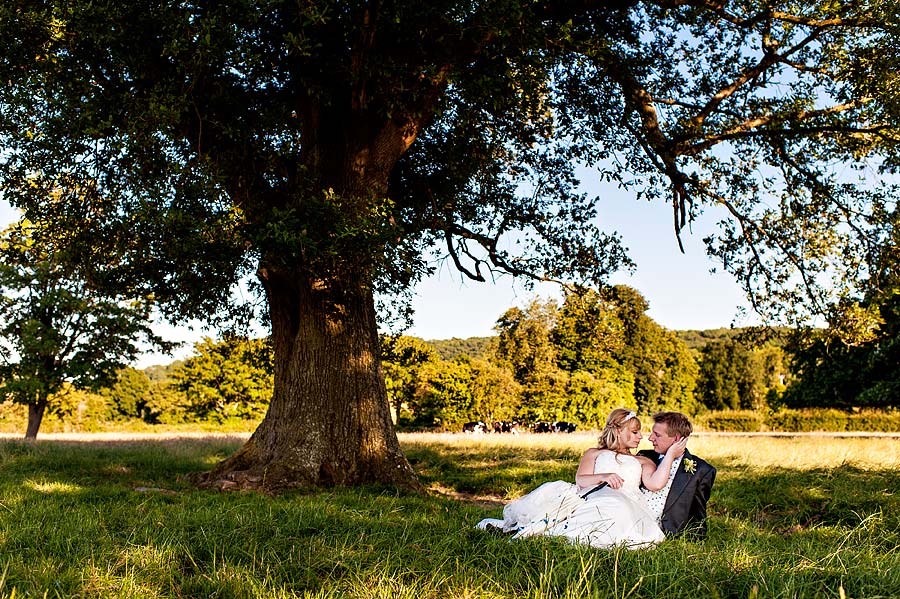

{"left": 780, "top": 206, "right": 900, "bottom": 410}
{"left": 142, "top": 381, "right": 192, "bottom": 425}
{"left": 516, "top": 368, "right": 571, "bottom": 424}
{"left": 697, "top": 410, "right": 766, "bottom": 432}
{"left": 562, "top": 367, "right": 636, "bottom": 428}
{"left": 409, "top": 359, "right": 477, "bottom": 429}
{"left": 0, "top": 220, "right": 170, "bottom": 436}
{"left": 696, "top": 408, "right": 900, "bottom": 432}
{"left": 144, "top": 361, "right": 183, "bottom": 384}
{"left": 488, "top": 287, "right": 695, "bottom": 424}
{"left": 696, "top": 341, "right": 751, "bottom": 410}
{"left": 466, "top": 358, "right": 522, "bottom": 423}
{"left": 766, "top": 409, "right": 900, "bottom": 433}
{"left": 783, "top": 300, "right": 900, "bottom": 410}
{"left": 172, "top": 336, "right": 274, "bottom": 421}
{"left": 606, "top": 286, "right": 699, "bottom": 415}
{"left": 552, "top": 288, "right": 623, "bottom": 374}
{"left": 494, "top": 300, "right": 559, "bottom": 386}
{"left": 99, "top": 367, "right": 151, "bottom": 421}
{"left": 381, "top": 335, "right": 440, "bottom": 425}
{"left": 695, "top": 337, "right": 790, "bottom": 412}
{"left": 2, "top": 0, "right": 896, "bottom": 321}
{"left": 676, "top": 328, "right": 748, "bottom": 351}
{"left": 426, "top": 337, "right": 495, "bottom": 361}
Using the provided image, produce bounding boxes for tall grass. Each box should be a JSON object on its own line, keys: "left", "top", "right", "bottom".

{"left": 0, "top": 433, "right": 897, "bottom": 598}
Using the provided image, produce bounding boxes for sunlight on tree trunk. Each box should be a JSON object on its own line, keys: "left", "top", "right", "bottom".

{"left": 189, "top": 267, "right": 420, "bottom": 492}
{"left": 25, "top": 399, "right": 47, "bottom": 440}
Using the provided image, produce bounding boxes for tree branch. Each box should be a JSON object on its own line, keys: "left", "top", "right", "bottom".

{"left": 682, "top": 101, "right": 880, "bottom": 156}
{"left": 687, "top": 22, "right": 827, "bottom": 132}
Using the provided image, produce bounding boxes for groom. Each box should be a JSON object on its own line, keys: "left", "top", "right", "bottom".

{"left": 638, "top": 411, "right": 716, "bottom": 539}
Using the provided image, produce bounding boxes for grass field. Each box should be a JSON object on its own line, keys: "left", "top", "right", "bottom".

{"left": 0, "top": 432, "right": 898, "bottom": 598}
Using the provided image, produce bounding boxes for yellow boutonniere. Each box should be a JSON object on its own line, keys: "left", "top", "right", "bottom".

{"left": 684, "top": 458, "right": 697, "bottom": 474}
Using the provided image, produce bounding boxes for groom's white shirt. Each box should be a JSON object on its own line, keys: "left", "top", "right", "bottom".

{"left": 642, "top": 456, "right": 681, "bottom": 522}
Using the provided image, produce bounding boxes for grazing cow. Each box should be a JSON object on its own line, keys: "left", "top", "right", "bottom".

{"left": 532, "top": 421, "right": 552, "bottom": 433}
{"left": 462, "top": 421, "right": 486, "bottom": 434}
{"left": 551, "top": 421, "right": 577, "bottom": 433}
{"left": 492, "top": 420, "right": 521, "bottom": 434}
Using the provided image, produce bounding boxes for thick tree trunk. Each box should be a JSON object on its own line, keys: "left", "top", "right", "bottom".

{"left": 189, "top": 267, "right": 421, "bottom": 493}
{"left": 25, "top": 400, "right": 47, "bottom": 440}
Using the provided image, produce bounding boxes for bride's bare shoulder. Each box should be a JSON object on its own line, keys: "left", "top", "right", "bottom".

{"left": 580, "top": 447, "right": 603, "bottom": 459}
{"left": 584, "top": 447, "right": 618, "bottom": 461}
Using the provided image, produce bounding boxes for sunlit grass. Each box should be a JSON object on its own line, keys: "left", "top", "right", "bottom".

{"left": 22, "top": 479, "right": 83, "bottom": 494}
{"left": 0, "top": 433, "right": 898, "bottom": 598}
{"left": 400, "top": 431, "right": 900, "bottom": 469}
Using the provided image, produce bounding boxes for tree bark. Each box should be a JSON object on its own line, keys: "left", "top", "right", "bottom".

{"left": 25, "top": 400, "right": 47, "bottom": 440}
{"left": 188, "top": 267, "right": 421, "bottom": 493}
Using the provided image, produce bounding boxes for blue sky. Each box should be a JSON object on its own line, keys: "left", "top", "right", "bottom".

{"left": 404, "top": 192, "right": 750, "bottom": 340}
{"left": 1, "top": 186, "right": 752, "bottom": 368}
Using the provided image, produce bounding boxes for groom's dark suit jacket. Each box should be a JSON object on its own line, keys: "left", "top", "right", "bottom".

{"left": 637, "top": 448, "right": 716, "bottom": 539}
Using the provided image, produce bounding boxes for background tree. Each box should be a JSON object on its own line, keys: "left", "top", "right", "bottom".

{"left": 552, "top": 287, "right": 623, "bottom": 374}
{"left": 0, "top": 220, "right": 168, "bottom": 438}
{"left": 141, "top": 360, "right": 192, "bottom": 424}
{"left": 99, "top": 367, "right": 152, "bottom": 421}
{"left": 774, "top": 205, "right": 898, "bottom": 409}
{"left": 172, "top": 336, "right": 274, "bottom": 421}
{"left": 1, "top": 1, "right": 897, "bottom": 488}
{"left": 380, "top": 335, "right": 439, "bottom": 425}
{"left": 467, "top": 357, "right": 522, "bottom": 423}
{"left": 493, "top": 300, "right": 560, "bottom": 386}
{"left": 427, "top": 337, "right": 495, "bottom": 362}
{"left": 409, "top": 359, "right": 476, "bottom": 430}
{"left": 608, "top": 286, "right": 699, "bottom": 414}
{"left": 493, "top": 299, "right": 574, "bottom": 422}
{"left": 695, "top": 340, "right": 748, "bottom": 411}
{"left": 563, "top": 367, "right": 636, "bottom": 427}
{"left": 550, "top": 287, "right": 636, "bottom": 423}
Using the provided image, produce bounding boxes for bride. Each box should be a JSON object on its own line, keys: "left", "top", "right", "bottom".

{"left": 477, "top": 408, "right": 687, "bottom": 549}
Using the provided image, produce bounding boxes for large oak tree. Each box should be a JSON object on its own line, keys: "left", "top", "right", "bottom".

{"left": 1, "top": 0, "right": 897, "bottom": 490}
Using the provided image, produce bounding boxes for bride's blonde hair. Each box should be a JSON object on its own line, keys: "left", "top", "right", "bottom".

{"left": 597, "top": 408, "right": 640, "bottom": 453}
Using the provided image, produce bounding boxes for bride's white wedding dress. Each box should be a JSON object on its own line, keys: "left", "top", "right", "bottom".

{"left": 478, "top": 449, "right": 664, "bottom": 549}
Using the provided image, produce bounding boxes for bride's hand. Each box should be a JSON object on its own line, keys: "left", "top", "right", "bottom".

{"left": 666, "top": 437, "right": 688, "bottom": 459}
{"left": 599, "top": 473, "right": 625, "bottom": 489}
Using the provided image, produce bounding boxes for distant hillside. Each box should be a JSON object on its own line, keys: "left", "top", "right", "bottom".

{"left": 426, "top": 336, "right": 496, "bottom": 361}
{"left": 676, "top": 327, "right": 790, "bottom": 351}
{"left": 143, "top": 360, "right": 184, "bottom": 382}
{"left": 675, "top": 328, "right": 747, "bottom": 351}
{"left": 424, "top": 329, "right": 782, "bottom": 362}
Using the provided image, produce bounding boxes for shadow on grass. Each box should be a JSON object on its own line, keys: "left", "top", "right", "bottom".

{"left": 0, "top": 438, "right": 572, "bottom": 597}
{"left": 2, "top": 437, "right": 899, "bottom": 598}
{"left": 404, "top": 441, "right": 583, "bottom": 498}
{"left": 0, "top": 436, "right": 245, "bottom": 491}
{"left": 711, "top": 463, "right": 900, "bottom": 534}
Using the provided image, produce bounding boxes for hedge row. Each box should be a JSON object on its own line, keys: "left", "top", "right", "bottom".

{"left": 696, "top": 408, "right": 900, "bottom": 433}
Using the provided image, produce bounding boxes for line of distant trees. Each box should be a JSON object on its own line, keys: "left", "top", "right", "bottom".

{"left": 0, "top": 335, "right": 273, "bottom": 431}
{"left": 5, "top": 281, "right": 896, "bottom": 434}
{"left": 382, "top": 285, "right": 787, "bottom": 430}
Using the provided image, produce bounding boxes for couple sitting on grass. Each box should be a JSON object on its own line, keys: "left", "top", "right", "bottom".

{"left": 477, "top": 408, "right": 716, "bottom": 549}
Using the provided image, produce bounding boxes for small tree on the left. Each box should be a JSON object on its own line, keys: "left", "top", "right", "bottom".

{"left": 0, "top": 219, "right": 170, "bottom": 439}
